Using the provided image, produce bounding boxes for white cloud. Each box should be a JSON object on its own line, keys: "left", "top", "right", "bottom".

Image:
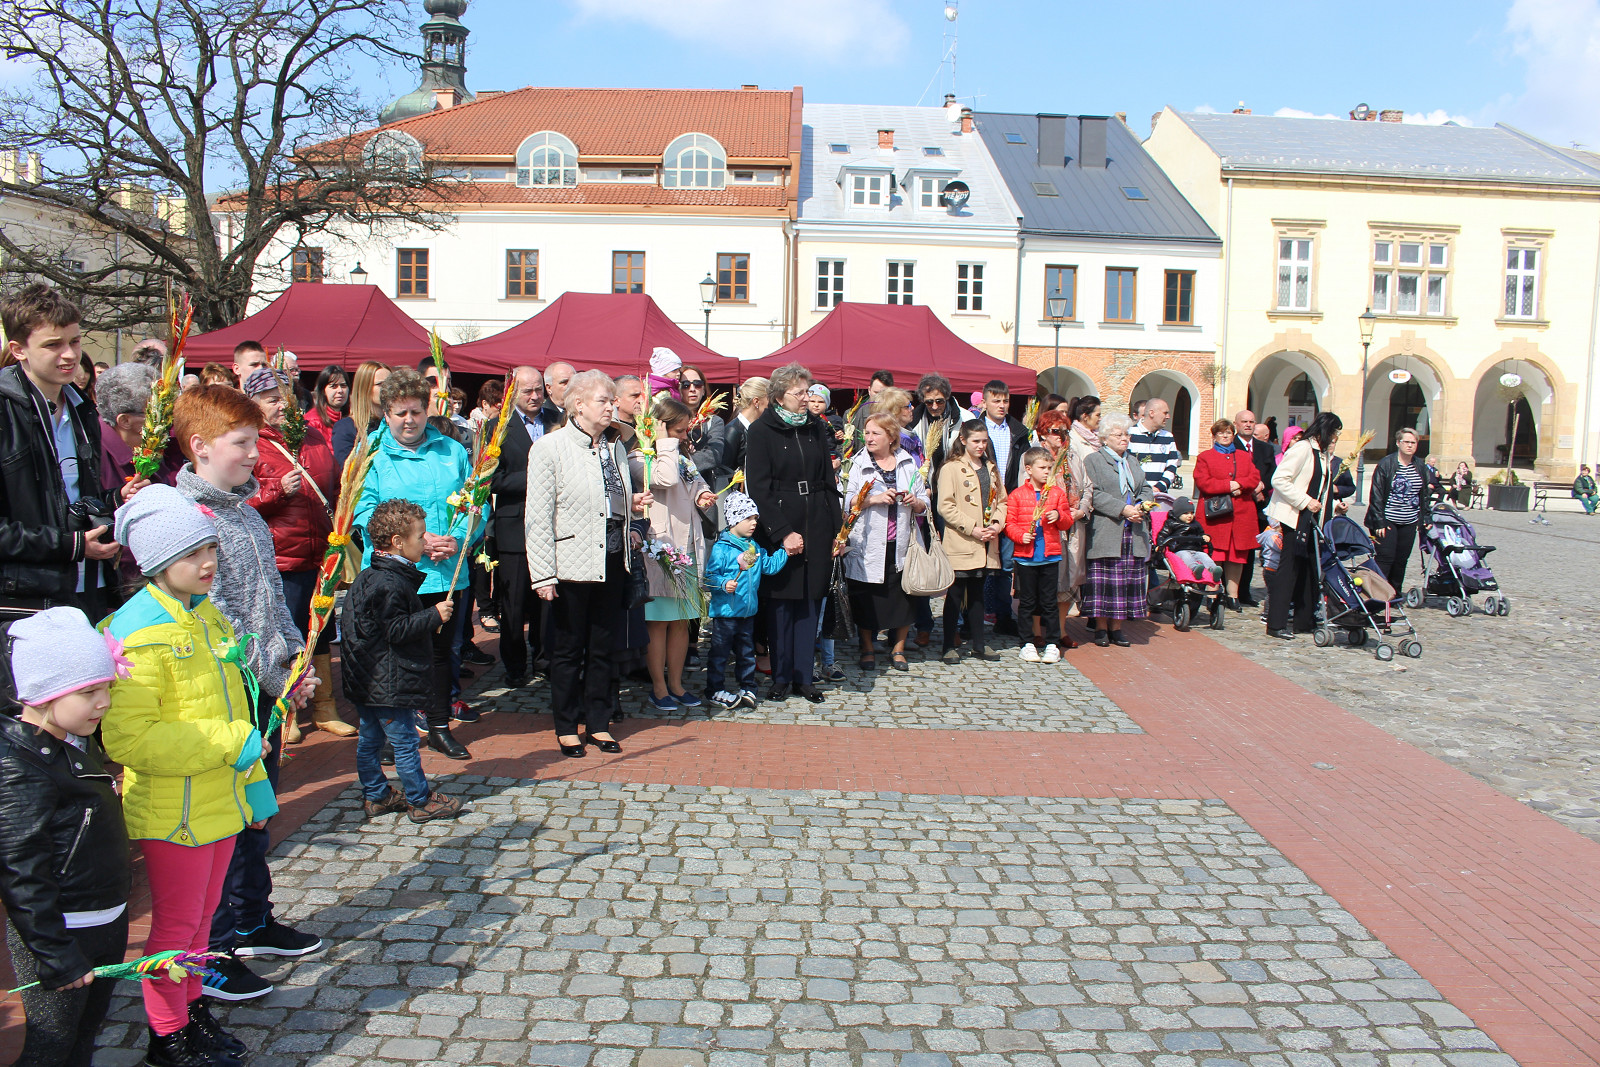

{"left": 1505, "top": 0, "right": 1600, "bottom": 143}
{"left": 565, "top": 0, "right": 909, "bottom": 65}
{"left": 1403, "top": 109, "right": 1476, "bottom": 126}
{"left": 1273, "top": 107, "right": 1340, "bottom": 120}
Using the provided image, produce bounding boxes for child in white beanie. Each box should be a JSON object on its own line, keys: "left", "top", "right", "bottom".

{"left": 702, "top": 492, "right": 787, "bottom": 711}
{"left": 101, "top": 484, "right": 274, "bottom": 1065}
{"left": 0, "top": 606, "right": 132, "bottom": 1067}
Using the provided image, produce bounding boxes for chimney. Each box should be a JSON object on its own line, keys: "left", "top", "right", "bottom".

{"left": 0, "top": 149, "right": 15, "bottom": 185}
{"left": 1379, "top": 109, "right": 1404, "bottom": 123}
{"left": 877, "top": 128, "right": 894, "bottom": 150}
{"left": 1077, "top": 115, "right": 1107, "bottom": 169}
{"left": 959, "top": 107, "right": 974, "bottom": 135}
{"left": 944, "top": 93, "right": 961, "bottom": 124}
{"left": 433, "top": 87, "right": 461, "bottom": 110}
{"left": 1114, "top": 111, "right": 1128, "bottom": 126}
{"left": 1150, "top": 111, "right": 1163, "bottom": 135}
{"left": 741, "top": 84, "right": 758, "bottom": 90}
{"left": 24, "top": 152, "right": 40, "bottom": 183}
{"left": 1232, "top": 106, "right": 1252, "bottom": 115}
{"left": 1037, "top": 114, "right": 1067, "bottom": 168}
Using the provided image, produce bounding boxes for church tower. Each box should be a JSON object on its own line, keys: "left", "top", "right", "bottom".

{"left": 379, "top": 0, "right": 476, "bottom": 125}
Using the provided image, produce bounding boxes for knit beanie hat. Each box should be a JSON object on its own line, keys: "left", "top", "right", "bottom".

{"left": 808, "top": 383, "right": 830, "bottom": 405}
{"left": 115, "top": 484, "right": 220, "bottom": 577}
{"left": 241, "top": 367, "right": 288, "bottom": 396}
{"left": 1171, "top": 496, "right": 1195, "bottom": 518}
{"left": 9, "top": 606, "right": 129, "bottom": 706}
{"left": 722, "top": 491, "right": 759, "bottom": 527}
{"left": 649, "top": 347, "right": 682, "bottom": 377}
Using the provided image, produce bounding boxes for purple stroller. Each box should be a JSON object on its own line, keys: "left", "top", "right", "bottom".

{"left": 1411, "top": 503, "right": 1508, "bottom": 617}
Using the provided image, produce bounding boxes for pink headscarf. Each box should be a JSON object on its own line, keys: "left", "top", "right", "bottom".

{"left": 1276, "top": 425, "right": 1303, "bottom": 464}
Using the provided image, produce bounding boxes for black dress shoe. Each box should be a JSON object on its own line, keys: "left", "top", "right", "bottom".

{"left": 796, "top": 684, "right": 825, "bottom": 703}
{"left": 589, "top": 737, "right": 622, "bottom": 753}
{"left": 379, "top": 742, "right": 395, "bottom": 766}
{"left": 559, "top": 742, "right": 586, "bottom": 757}
{"left": 1227, "top": 596, "right": 1242, "bottom": 613}
{"left": 1266, "top": 628, "right": 1295, "bottom": 640}
{"left": 1094, "top": 628, "right": 1111, "bottom": 647}
{"left": 426, "top": 727, "right": 470, "bottom": 760}
{"left": 766, "top": 683, "right": 792, "bottom": 702}
{"left": 1109, "top": 631, "right": 1132, "bottom": 647}
{"left": 464, "top": 646, "right": 494, "bottom": 666}
{"left": 1239, "top": 595, "right": 1260, "bottom": 608}
{"left": 505, "top": 674, "right": 530, "bottom": 689}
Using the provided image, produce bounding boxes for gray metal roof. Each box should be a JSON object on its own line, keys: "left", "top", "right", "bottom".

{"left": 974, "top": 111, "right": 1218, "bottom": 242}
{"left": 1177, "top": 112, "right": 1600, "bottom": 185}
{"left": 797, "top": 103, "right": 1020, "bottom": 228}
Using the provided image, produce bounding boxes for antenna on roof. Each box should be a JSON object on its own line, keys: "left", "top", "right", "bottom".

{"left": 916, "top": 0, "right": 960, "bottom": 106}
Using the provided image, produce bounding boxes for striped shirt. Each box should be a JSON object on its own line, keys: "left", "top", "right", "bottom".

{"left": 1385, "top": 462, "right": 1423, "bottom": 524}
{"left": 1128, "top": 425, "right": 1181, "bottom": 493}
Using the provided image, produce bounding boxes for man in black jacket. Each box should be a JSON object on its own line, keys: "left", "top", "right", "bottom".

{"left": 1233, "top": 409, "right": 1275, "bottom": 607}
{"left": 0, "top": 286, "right": 139, "bottom": 620}
{"left": 491, "top": 366, "right": 561, "bottom": 686}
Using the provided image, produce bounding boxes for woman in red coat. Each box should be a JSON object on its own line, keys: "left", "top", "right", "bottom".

{"left": 241, "top": 368, "right": 354, "bottom": 741}
{"left": 1192, "top": 417, "right": 1261, "bottom": 612}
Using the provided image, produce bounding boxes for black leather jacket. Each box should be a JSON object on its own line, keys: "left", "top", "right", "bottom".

{"left": 0, "top": 714, "right": 130, "bottom": 988}
{"left": 339, "top": 554, "right": 437, "bottom": 709}
{"left": 0, "top": 365, "right": 119, "bottom": 608}
{"left": 1365, "top": 451, "right": 1440, "bottom": 532}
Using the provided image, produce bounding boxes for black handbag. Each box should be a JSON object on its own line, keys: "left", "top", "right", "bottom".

{"left": 1204, "top": 494, "right": 1234, "bottom": 522}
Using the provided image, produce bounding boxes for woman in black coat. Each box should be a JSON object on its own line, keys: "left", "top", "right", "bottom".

{"left": 745, "top": 363, "right": 842, "bottom": 703}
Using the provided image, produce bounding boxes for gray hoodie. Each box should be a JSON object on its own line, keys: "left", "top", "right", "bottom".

{"left": 176, "top": 466, "right": 304, "bottom": 700}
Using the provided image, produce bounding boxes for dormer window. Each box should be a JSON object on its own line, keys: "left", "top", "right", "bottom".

{"left": 516, "top": 131, "right": 578, "bottom": 187}
{"left": 663, "top": 133, "right": 727, "bottom": 189}
{"left": 902, "top": 165, "right": 962, "bottom": 209}
{"left": 916, "top": 176, "right": 947, "bottom": 207}
{"left": 364, "top": 130, "right": 424, "bottom": 174}
{"left": 852, "top": 173, "right": 885, "bottom": 206}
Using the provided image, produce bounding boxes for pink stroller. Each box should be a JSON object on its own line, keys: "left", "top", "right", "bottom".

{"left": 1147, "top": 509, "right": 1224, "bottom": 631}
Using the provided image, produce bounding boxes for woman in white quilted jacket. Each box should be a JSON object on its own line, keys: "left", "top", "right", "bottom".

{"left": 524, "top": 370, "right": 652, "bottom": 758}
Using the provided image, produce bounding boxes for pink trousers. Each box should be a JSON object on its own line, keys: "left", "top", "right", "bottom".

{"left": 139, "top": 836, "right": 236, "bottom": 1035}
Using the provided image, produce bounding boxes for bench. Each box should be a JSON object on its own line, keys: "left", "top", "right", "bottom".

{"left": 1533, "top": 481, "right": 1580, "bottom": 512}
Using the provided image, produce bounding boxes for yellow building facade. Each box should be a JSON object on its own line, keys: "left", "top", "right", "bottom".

{"left": 1146, "top": 108, "right": 1600, "bottom": 481}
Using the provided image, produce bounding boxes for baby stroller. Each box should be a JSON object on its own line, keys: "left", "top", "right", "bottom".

{"left": 1313, "top": 515, "right": 1422, "bottom": 660}
{"left": 1146, "top": 508, "right": 1223, "bottom": 631}
{"left": 1412, "top": 503, "right": 1508, "bottom": 618}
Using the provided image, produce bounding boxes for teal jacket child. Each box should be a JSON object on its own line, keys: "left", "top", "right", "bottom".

{"left": 703, "top": 531, "right": 787, "bottom": 619}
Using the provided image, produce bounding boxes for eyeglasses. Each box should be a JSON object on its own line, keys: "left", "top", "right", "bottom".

{"left": 783, "top": 389, "right": 808, "bottom": 399}
{"left": 681, "top": 378, "right": 706, "bottom": 389}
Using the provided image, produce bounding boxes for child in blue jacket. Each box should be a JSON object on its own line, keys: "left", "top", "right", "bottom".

{"left": 704, "top": 492, "right": 787, "bottom": 711}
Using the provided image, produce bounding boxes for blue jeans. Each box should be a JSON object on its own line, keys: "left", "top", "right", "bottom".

{"left": 356, "top": 705, "right": 430, "bottom": 807}
{"left": 706, "top": 615, "right": 756, "bottom": 694}
{"left": 209, "top": 692, "right": 278, "bottom": 949}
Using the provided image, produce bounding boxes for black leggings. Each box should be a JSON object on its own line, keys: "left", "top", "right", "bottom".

{"left": 7, "top": 913, "right": 129, "bottom": 1067}
{"left": 1266, "top": 525, "right": 1319, "bottom": 632}
{"left": 942, "top": 570, "right": 987, "bottom": 652}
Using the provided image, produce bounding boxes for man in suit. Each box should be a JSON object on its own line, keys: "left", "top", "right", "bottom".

{"left": 1233, "top": 409, "right": 1275, "bottom": 607}
{"left": 491, "top": 366, "right": 560, "bottom": 686}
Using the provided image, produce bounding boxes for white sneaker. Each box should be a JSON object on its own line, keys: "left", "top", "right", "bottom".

{"left": 1019, "top": 642, "right": 1041, "bottom": 662}
{"left": 1041, "top": 644, "right": 1061, "bottom": 663}
{"left": 711, "top": 690, "right": 740, "bottom": 710}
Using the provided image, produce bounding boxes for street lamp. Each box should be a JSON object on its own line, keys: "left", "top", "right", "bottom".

{"left": 1356, "top": 305, "right": 1378, "bottom": 496}
{"left": 1046, "top": 293, "right": 1069, "bottom": 391}
{"left": 350, "top": 262, "right": 368, "bottom": 285}
{"left": 699, "top": 273, "right": 716, "bottom": 345}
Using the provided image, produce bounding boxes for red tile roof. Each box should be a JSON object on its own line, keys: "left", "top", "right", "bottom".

{"left": 371, "top": 86, "right": 799, "bottom": 162}
{"left": 442, "top": 183, "right": 787, "bottom": 208}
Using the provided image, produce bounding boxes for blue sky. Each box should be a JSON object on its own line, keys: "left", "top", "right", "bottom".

{"left": 382, "top": 0, "right": 1600, "bottom": 146}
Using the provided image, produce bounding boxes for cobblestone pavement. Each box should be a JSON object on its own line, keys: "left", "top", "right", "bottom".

{"left": 1205, "top": 506, "right": 1600, "bottom": 841}
{"left": 478, "top": 650, "right": 1138, "bottom": 734}
{"left": 97, "top": 781, "right": 1515, "bottom": 1067}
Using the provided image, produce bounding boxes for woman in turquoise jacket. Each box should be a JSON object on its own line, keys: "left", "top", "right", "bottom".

{"left": 352, "top": 369, "right": 485, "bottom": 759}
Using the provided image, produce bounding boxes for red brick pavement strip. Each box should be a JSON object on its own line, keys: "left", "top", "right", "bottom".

{"left": 3, "top": 622, "right": 1598, "bottom": 1066}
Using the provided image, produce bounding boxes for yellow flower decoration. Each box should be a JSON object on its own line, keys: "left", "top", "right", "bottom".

{"left": 482, "top": 445, "right": 500, "bottom": 460}
{"left": 327, "top": 533, "right": 350, "bottom": 547}
{"left": 475, "top": 550, "right": 499, "bottom": 571}
{"left": 311, "top": 595, "right": 336, "bottom": 610}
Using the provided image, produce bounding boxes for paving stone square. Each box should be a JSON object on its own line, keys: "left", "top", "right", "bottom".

{"left": 96, "top": 781, "right": 1514, "bottom": 1066}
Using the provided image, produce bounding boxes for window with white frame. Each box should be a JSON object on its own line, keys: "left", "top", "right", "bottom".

{"left": 887, "top": 261, "right": 914, "bottom": 305}
{"left": 1504, "top": 247, "right": 1541, "bottom": 319}
{"left": 1371, "top": 235, "right": 1450, "bottom": 317}
{"left": 956, "top": 263, "right": 984, "bottom": 311}
{"left": 1276, "top": 237, "right": 1313, "bottom": 310}
{"left": 816, "top": 259, "right": 845, "bottom": 309}
{"left": 851, "top": 172, "right": 885, "bottom": 206}
{"left": 515, "top": 131, "right": 578, "bottom": 187}
{"left": 662, "top": 133, "right": 727, "bottom": 189}
{"left": 918, "top": 176, "right": 947, "bottom": 207}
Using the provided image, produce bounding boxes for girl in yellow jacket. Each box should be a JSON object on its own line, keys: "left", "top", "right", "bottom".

{"left": 103, "top": 485, "right": 275, "bottom": 1064}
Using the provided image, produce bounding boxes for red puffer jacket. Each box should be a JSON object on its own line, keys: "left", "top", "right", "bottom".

{"left": 249, "top": 423, "right": 336, "bottom": 572}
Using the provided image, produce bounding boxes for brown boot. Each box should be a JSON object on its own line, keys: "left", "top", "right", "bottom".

{"left": 310, "top": 653, "right": 356, "bottom": 737}
{"left": 284, "top": 717, "right": 303, "bottom": 745}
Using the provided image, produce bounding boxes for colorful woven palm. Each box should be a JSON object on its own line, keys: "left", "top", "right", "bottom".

{"left": 8, "top": 951, "right": 219, "bottom": 996}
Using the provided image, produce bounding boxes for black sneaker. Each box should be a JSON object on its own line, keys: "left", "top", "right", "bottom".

{"left": 200, "top": 954, "right": 273, "bottom": 1001}
{"left": 463, "top": 646, "right": 494, "bottom": 666}
{"left": 232, "top": 919, "right": 325, "bottom": 959}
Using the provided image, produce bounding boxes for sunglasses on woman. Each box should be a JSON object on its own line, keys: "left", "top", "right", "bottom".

{"left": 681, "top": 378, "right": 706, "bottom": 390}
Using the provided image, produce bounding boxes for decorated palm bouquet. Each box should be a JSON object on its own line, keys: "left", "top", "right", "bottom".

{"left": 8, "top": 951, "right": 218, "bottom": 996}
{"left": 645, "top": 537, "right": 704, "bottom": 611}
{"left": 441, "top": 371, "right": 516, "bottom": 596}
{"left": 130, "top": 293, "right": 193, "bottom": 479}
{"left": 272, "top": 348, "right": 309, "bottom": 452}
{"left": 834, "top": 480, "right": 873, "bottom": 552}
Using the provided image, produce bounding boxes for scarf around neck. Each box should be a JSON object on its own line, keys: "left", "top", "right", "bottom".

{"left": 1072, "top": 422, "right": 1101, "bottom": 450}
{"left": 775, "top": 405, "right": 808, "bottom": 427}
{"left": 1213, "top": 441, "right": 1237, "bottom": 455}
{"left": 1100, "top": 445, "right": 1136, "bottom": 497}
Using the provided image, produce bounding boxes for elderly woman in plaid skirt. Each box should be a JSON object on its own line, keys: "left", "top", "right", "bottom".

{"left": 1081, "top": 412, "right": 1155, "bottom": 647}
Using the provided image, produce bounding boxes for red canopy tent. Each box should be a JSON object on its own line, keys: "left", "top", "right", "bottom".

{"left": 181, "top": 284, "right": 496, "bottom": 373}
{"left": 450, "top": 292, "right": 740, "bottom": 380}
{"left": 739, "top": 303, "right": 1036, "bottom": 393}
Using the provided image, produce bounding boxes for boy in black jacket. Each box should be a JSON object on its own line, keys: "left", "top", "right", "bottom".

{"left": 0, "top": 607, "right": 135, "bottom": 1066}
{"left": 340, "top": 500, "right": 464, "bottom": 824}
{"left": 1154, "top": 497, "right": 1222, "bottom": 584}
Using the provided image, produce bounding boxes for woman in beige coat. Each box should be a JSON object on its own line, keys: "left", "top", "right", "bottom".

{"left": 630, "top": 396, "right": 717, "bottom": 709}
{"left": 937, "top": 420, "right": 1007, "bottom": 663}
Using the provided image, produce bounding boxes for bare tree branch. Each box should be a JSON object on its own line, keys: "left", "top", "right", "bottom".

{"left": 0, "top": 0, "right": 454, "bottom": 334}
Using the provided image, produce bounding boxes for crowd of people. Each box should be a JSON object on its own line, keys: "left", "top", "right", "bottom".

{"left": 0, "top": 280, "right": 1479, "bottom": 1067}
